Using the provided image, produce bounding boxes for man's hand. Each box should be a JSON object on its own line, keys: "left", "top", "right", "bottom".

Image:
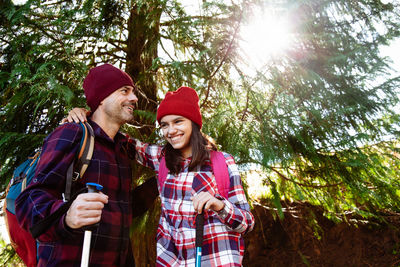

{"left": 191, "top": 191, "right": 225, "bottom": 214}
{"left": 61, "top": 108, "right": 90, "bottom": 124}
{"left": 65, "top": 192, "right": 108, "bottom": 229}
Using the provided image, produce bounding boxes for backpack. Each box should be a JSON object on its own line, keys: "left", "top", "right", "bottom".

{"left": 158, "top": 150, "right": 230, "bottom": 198}
{"left": 3, "top": 122, "right": 95, "bottom": 267}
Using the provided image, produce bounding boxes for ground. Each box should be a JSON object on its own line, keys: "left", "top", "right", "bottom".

{"left": 243, "top": 201, "right": 400, "bottom": 267}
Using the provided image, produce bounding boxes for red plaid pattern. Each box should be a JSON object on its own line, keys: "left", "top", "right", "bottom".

{"left": 134, "top": 139, "right": 254, "bottom": 266}
{"left": 16, "top": 121, "right": 134, "bottom": 266}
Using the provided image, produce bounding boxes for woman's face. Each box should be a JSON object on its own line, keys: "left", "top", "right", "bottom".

{"left": 160, "top": 115, "right": 193, "bottom": 158}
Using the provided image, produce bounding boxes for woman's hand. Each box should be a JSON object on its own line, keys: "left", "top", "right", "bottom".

{"left": 61, "top": 108, "right": 90, "bottom": 124}
{"left": 191, "top": 191, "right": 225, "bottom": 214}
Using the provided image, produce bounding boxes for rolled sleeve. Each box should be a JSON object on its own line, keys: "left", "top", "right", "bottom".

{"left": 214, "top": 153, "right": 255, "bottom": 234}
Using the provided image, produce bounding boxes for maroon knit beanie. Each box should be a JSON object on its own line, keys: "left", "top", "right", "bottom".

{"left": 83, "top": 64, "right": 134, "bottom": 111}
{"left": 156, "top": 86, "right": 202, "bottom": 128}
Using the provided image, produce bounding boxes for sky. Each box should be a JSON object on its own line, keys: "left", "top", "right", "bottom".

{"left": 381, "top": 38, "right": 400, "bottom": 73}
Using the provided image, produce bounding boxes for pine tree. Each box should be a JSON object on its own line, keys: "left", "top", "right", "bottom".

{"left": 0, "top": 0, "right": 253, "bottom": 265}
{"left": 234, "top": 0, "right": 400, "bottom": 219}
{"left": 1, "top": 0, "right": 400, "bottom": 266}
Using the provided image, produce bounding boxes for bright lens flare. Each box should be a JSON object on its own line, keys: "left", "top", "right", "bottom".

{"left": 240, "top": 11, "right": 291, "bottom": 67}
{"left": 12, "top": 0, "right": 28, "bottom": 4}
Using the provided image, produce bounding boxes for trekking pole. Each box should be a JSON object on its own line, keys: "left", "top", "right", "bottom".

{"left": 81, "top": 182, "right": 103, "bottom": 267}
{"left": 195, "top": 210, "right": 205, "bottom": 267}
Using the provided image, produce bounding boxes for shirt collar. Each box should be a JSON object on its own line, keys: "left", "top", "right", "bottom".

{"left": 87, "top": 118, "right": 127, "bottom": 144}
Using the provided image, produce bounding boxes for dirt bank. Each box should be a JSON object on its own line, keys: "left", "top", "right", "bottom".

{"left": 243, "top": 202, "right": 400, "bottom": 266}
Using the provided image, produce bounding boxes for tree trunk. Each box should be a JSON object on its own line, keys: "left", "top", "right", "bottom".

{"left": 126, "top": 1, "right": 162, "bottom": 137}
{"left": 126, "top": 2, "right": 163, "bottom": 266}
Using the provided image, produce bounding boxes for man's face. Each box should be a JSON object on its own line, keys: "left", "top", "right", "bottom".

{"left": 100, "top": 85, "right": 138, "bottom": 124}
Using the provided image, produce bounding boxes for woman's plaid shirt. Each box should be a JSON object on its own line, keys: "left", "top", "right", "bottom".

{"left": 134, "top": 139, "right": 254, "bottom": 266}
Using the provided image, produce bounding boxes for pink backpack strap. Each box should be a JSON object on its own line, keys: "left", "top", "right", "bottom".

{"left": 210, "top": 151, "right": 230, "bottom": 199}
{"left": 158, "top": 156, "right": 168, "bottom": 193}
{"left": 158, "top": 152, "right": 230, "bottom": 198}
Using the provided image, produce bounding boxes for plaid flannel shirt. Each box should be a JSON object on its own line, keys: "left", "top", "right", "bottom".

{"left": 134, "top": 139, "right": 254, "bottom": 267}
{"left": 16, "top": 120, "right": 134, "bottom": 267}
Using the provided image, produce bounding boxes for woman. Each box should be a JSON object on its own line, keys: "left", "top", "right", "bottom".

{"left": 67, "top": 86, "right": 254, "bottom": 266}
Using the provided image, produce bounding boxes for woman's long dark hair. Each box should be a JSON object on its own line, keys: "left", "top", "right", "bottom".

{"left": 164, "top": 122, "right": 217, "bottom": 174}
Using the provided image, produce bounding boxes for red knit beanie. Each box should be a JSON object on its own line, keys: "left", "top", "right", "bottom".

{"left": 83, "top": 64, "right": 134, "bottom": 111}
{"left": 156, "top": 86, "right": 202, "bottom": 128}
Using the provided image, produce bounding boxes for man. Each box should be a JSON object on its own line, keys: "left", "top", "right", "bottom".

{"left": 16, "top": 64, "right": 138, "bottom": 266}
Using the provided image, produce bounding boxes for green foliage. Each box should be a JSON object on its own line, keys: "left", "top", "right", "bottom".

{"left": 1, "top": 0, "right": 399, "bottom": 210}
{"left": 234, "top": 0, "right": 400, "bottom": 218}
{"left": 1, "top": 0, "right": 400, "bottom": 265}
{"left": 0, "top": 0, "right": 89, "bottom": 186}
{"left": 0, "top": 238, "right": 22, "bottom": 266}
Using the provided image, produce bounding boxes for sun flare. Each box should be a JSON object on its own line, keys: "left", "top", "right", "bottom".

{"left": 240, "top": 8, "right": 292, "bottom": 68}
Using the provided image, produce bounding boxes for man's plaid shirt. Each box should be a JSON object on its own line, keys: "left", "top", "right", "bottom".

{"left": 134, "top": 139, "right": 254, "bottom": 266}
{"left": 16, "top": 121, "right": 134, "bottom": 266}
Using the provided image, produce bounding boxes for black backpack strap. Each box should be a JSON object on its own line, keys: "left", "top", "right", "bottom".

{"left": 64, "top": 162, "right": 75, "bottom": 202}
{"left": 63, "top": 122, "right": 95, "bottom": 202}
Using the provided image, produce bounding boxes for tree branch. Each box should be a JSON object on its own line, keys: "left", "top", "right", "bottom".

{"left": 201, "top": 14, "right": 242, "bottom": 108}
{"left": 270, "top": 166, "right": 344, "bottom": 189}
{"left": 160, "top": 15, "right": 228, "bottom": 27}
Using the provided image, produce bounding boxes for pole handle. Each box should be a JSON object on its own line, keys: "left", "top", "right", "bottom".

{"left": 81, "top": 183, "right": 103, "bottom": 231}
{"left": 195, "top": 210, "right": 205, "bottom": 267}
{"left": 195, "top": 212, "right": 204, "bottom": 247}
{"left": 86, "top": 182, "right": 103, "bottom": 193}
{"left": 80, "top": 183, "right": 103, "bottom": 267}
